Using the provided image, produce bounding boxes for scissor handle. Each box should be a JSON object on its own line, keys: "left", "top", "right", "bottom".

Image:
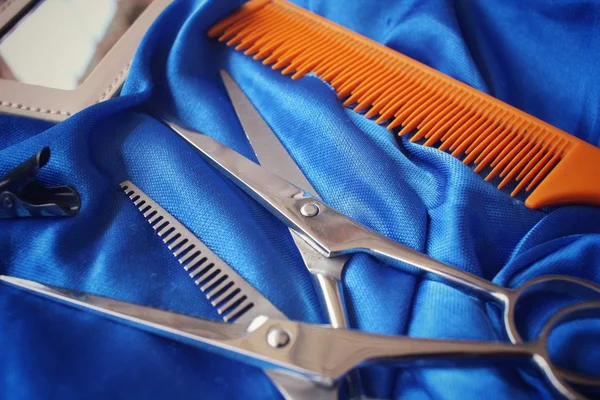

{"left": 531, "top": 300, "right": 600, "bottom": 399}
{"left": 325, "top": 215, "right": 600, "bottom": 394}
{"left": 262, "top": 305, "right": 596, "bottom": 399}
{"left": 319, "top": 213, "right": 508, "bottom": 301}
{"left": 280, "top": 302, "right": 600, "bottom": 399}
{"left": 360, "top": 232, "right": 600, "bottom": 392}
{"left": 503, "top": 275, "right": 600, "bottom": 344}
{"left": 252, "top": 317, "right": 535, "bottom": 381}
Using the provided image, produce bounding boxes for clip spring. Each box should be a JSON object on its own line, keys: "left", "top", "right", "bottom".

{"left": 0, "top": 147, "right": 80, "bottom": 218}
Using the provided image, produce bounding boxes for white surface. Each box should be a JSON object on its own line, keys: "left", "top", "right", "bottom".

{"left": 0, "top": 0, "right": 118, "bottom": 90}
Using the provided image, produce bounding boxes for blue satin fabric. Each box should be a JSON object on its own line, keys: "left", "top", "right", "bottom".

{"left": 1, "top": 0, "right": 600, "bottom": 399}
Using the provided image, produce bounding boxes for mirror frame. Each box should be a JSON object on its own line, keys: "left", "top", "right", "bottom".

{"left": 0, "top": 0, "right": 172, "bottom": 121}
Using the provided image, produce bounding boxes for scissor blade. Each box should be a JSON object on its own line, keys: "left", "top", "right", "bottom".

{"left": 165, "top": 122, "right": 335, "bottom": 255}
{"left": 220, "top": 71, "right": 347, "bottom": 284}
{"left": 119, "top": 180, "right": 287, "bottom": 324}
{"left": 0, "top": 275, "right": 344, "bottom": 395}
{"left": 0, "top": 275, "right": 247, "bottom": 341}
{"left": 220, "top": 70, "right": 320, "bottom": 199}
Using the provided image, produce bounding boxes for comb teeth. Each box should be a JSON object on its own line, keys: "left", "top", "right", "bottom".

{"left": 120, "top": 181, "right": 259, "bottom": 323}
{"left": 207, "top": 0, "right": 600, "bottom": 207}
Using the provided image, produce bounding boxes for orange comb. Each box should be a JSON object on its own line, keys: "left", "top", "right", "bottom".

{"left": 208, "top": 0, "right": 600, "bottom": 209}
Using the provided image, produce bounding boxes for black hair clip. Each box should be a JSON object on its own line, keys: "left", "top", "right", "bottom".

{"left": 0, "top": 147, "right": 80, "bottom": 218}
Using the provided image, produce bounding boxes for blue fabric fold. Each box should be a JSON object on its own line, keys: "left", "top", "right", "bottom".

{"left": 1, "top": 0, "right": 599, "bottom": 398}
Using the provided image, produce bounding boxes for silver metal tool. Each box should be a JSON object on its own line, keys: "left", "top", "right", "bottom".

{"left": 2, "top": 275, "right": 600, "bottom": 400}
{"left": 220, "top": 70, "right": 349, "bottom": 330}
{"left": 160, "top": 119, "right": 600, "bottom": 399}
{"left": 120, "top": 180, "right": 281, "bottom": 324}
{"left": 118, "top": 180, "right": 332, "bottom": 400}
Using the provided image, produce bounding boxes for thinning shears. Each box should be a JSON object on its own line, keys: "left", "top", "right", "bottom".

{"left": 2, "top": 71, "right": 600, "bottom": 399}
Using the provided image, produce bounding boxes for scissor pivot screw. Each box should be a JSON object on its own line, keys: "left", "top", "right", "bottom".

{"left": 2, "top": 194, "right": 14, "bottom": 209}
{"left": 300, "top": 203, "right": 319, "bottom": 218}
{"left": 266, "top": 327, "right": 291, "bottom": 348}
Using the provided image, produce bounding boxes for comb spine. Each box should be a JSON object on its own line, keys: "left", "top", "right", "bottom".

{"left": 208, "top": 0, "right": 272, "bottom": 38}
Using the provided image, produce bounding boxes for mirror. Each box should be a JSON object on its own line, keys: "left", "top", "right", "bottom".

{"left": 0, "top": 0, "right": 152, "bottom": 90}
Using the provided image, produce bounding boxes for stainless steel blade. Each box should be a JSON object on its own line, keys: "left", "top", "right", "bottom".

{"left": 5, "top": 275, "right": 578, "bottom": 399}
{"left": 220, "top": 70, "right": 320, "bottom": 199}
{"left": 220, "top": 71, "right": 347, "bottom": 277}
{"left": 219, "top": 71, "right": 351, "bottom": 338}
{"left": 0, "top": 275, "right": 246, "bottom": 341}
{"left": 163, "top": 124, "right": 339, "bottom": 264}
{"left": 120, "top": 180, "right": 286, "bottom": 324}
{"left": 0, "top": 275, "right": 341, "bottom": 399}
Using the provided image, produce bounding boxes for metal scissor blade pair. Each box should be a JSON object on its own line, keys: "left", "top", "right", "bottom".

{"left": 0, "top": 275, "right": 337, "bottom": 397}
{"left": 163, "top": 121, "right": 496, "bottom": 295}
{"left": 217, "top": 71, "right": 351, "bottom": 331}
{"left": 7, "top": 275, "right": 590, "bottom": 399}
{"left": 0, "top": 276, "right": 537, "bottom": 380}
{"left": 0, "top": 275, "right": 245, "bottom": 341}
{"left": 165, "top": 122, "right": 342, "bottom": 257}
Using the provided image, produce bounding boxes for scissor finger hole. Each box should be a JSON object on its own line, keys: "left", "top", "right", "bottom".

{"left": 510, "top": 276, "right": 600, "bottom": 343}
{"left": 540, "top": 301, "right": 600, "bottom": 398}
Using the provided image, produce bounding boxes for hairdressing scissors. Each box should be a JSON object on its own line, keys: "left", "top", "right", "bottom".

{"left": 211, "top": 71, "right": 600, "bottom": 350}
{"left": 2, "top": 219, "right": 599, "bottom": 400}
{"left": 214, "top": 70, "right": 598, "bottom": 351}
